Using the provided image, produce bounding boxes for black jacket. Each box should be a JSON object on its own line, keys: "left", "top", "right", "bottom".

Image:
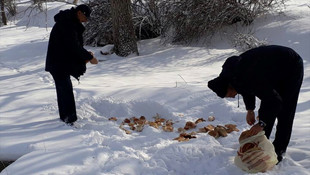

{"left": 45, "top": 8, "right": 93, "bottom": 80}
{"left": 220, "top": 45, "right": 303, "bottom": 122}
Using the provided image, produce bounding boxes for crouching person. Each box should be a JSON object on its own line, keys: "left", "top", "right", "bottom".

{"left": 45, "top": 4, "right": 98, "bottom": 125}
{"left": 208, "top": 45, "right": 304, "bottom": 162}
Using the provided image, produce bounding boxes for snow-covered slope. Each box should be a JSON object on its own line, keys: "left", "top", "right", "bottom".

{"left": 0, "top": 1, "right": 309, "bottom": 174}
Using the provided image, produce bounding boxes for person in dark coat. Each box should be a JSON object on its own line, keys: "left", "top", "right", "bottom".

{"left": 45, "top": 4, "right": 98, "bottom": 125}
{"left": 208, "top": 45, "right": 304, "bottom": 162}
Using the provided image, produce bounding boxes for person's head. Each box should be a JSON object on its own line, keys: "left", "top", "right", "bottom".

{"left": 76, "top": 4, "right": 91, "bottom": 22}
{"left": 226, "top": 84, "right": 238, "bottom": 98}
{"left": 208, "top": 77, "right": 237, "bottom": 98}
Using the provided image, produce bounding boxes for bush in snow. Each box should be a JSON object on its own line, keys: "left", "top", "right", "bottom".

{"left": 232, "top": 32, "right": 268, "bottom": 51}
{"left": 161, "top": 0, "right": 286, "bottom": 44}
{"left": 3, "top": 0, "right": 17, "bottom": 17}
{"left": 83, "top": 0, "right": 112, "bottom": 46}
{"left": 83, "top": 0, "right": 286, "bottom": 46}
{"left": 84, "top": 0, "right": 162, "bottom": 46}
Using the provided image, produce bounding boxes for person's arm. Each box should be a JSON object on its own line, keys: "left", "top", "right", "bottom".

{"left": 62, "top": 24, "right": 93, "bottom": 62}
{"left": 248, "top": 88, "right": 283, "bottom": 136}
{"left": 243, "top": 93, "right": 255, "bottom": 111}
{"left": 246, "top": 110, "right": 255, "bottom": 125}
{"left": 258, "top": 89, "right": 282, "bottom": 124}
{"left": 242, "top": 93, "right": 256, "bottom": 125}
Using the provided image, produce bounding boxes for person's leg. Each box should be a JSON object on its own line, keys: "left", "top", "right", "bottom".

{"left": 50, "top": 72, "right": 77, "bottom": 124}
{"left": 262, "top": 115, "right": 277, "bottom": 139}
{"left": 273, "top": 58, "right": 303, "bottom": 162}
{"left": 273, "top": 92, "right": 299, "bottom": 162}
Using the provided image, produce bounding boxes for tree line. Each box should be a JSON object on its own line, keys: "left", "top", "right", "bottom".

{"left": 84, "top": 0, "right": 286, "bottom": 55}
{"left": 1, "top": 0, "right": 286, "bottom": 56}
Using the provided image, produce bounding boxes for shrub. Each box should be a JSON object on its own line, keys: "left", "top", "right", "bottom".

{"left": 161, "top": 0, "right": 286, "bottom": 44}
{"left": 83, "top": 0, "right": 286, "bottom": 46}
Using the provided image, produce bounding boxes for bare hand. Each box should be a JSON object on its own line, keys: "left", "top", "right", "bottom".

{"left": 246, "top": 110, "right": 256, "bottom": 125}
{"left": 249, "top": 123, "right": 264, "bottom": 135}
{"left": 90, "top": 57, "right": 98, "bottom": 64}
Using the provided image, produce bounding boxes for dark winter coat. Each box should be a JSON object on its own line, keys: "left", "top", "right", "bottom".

{"left": 45, "top": 8, "right": 93, "bottom": 80}
{"left": 220, "top": 45, "right": 303, "bottom": 123}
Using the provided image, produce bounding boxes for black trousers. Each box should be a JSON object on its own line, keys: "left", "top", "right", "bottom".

{"left": 50, "top": 72, "right": 77, "bottom": 123}
{"left": 263, "top": 56, "right": 304, "bottom": 155}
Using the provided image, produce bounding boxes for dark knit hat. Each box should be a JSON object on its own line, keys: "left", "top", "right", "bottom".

{"left": 76, "top": 4, "right": 92, "bottom": 18}
{"left": 208, "top": 76, "right": 229, "bottom": 98}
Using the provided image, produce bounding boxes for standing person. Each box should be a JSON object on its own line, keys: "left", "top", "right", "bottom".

{"left": 208, "top": 45, "right": 304, "bottom": 162}
{"left": 45, "top": 4, "right": 98, "bottom": 125}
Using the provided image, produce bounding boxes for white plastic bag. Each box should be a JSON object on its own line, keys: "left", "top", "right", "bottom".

{"left": 234, "top": 130, "right": 278, "bottom": 173}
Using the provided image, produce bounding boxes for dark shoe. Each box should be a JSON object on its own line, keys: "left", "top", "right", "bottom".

{"left": 60, "top": 119, "right": 74, "bottom": 126}
{"left": 276, "top": 150, "right": 285, "bottom": 164}
{"left": 65, "top": 122, "right": 74, "bottom": 126}
{"left": 60, "top": 115, "right": 77, "bottom": 125}
{"left": 276, "top": 154, "right": 283, "bottom": 164}
{"left": 60, "top": 118, "right": 66, "bottom": 122}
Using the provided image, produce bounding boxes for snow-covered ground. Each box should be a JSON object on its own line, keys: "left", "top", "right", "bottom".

{"left": 0, "top": 1, "right": 309, "bottom": 174}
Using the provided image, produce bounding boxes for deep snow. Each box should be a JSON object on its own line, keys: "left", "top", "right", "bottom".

{"left": 0, "top": 1, "right": 309, "bottom": 175}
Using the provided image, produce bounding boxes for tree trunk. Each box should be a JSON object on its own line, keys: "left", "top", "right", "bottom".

{"left": 0, "top": 0, "right": 7, "bottom": 25}
{"left": 111, "top": 0, "right": 139, "bottom": 57}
